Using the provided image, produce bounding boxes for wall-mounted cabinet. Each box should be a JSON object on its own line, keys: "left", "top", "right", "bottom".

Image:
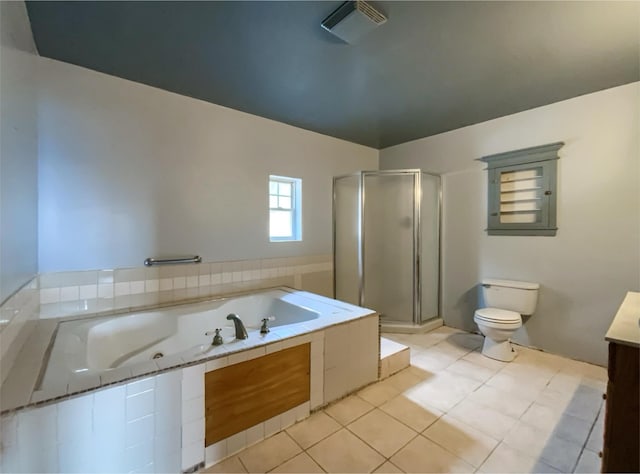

{"left": 480, "top": 142, "right": 563, "bottom": 236}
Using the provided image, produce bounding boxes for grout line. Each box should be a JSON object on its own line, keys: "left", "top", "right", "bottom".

{"left": 236, "top": 455, "right": 249, "bottom": 473}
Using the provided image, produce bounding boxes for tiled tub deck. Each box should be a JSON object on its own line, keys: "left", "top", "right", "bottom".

{"left": 0, "top": 289, "right": 379, "bottom": 473}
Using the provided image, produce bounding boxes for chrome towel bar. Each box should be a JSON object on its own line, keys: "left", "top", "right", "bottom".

{"left": 144, "top": 255, "right": 202, "bottom": 267}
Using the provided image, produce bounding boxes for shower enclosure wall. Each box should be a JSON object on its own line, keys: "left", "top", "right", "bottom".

{"left": 333, "top": 170, "right": 441, "bottom": 331}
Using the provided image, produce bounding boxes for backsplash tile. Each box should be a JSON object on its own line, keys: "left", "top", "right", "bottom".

{"left": 33, "top": 254, "right": 333, "bottom": 320}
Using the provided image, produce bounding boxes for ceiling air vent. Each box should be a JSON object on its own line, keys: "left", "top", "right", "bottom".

{"left": 321, "top": 1, "right": 387, "bottom": 44}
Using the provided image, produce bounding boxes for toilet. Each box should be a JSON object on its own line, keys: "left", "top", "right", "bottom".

{"left": 474, "top": 279, "right": 539, "bottom": 362}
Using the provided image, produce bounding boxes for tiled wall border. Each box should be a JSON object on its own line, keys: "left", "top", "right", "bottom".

{"left": 38, "top": 254, "right": 333, "bottom": 318}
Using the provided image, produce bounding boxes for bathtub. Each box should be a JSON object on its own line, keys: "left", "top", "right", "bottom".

{"left": 3, "top": 287, "right": 380, "bottom": 474}
{"left": 38, "top": 288, "right": 356, "bottom": 392}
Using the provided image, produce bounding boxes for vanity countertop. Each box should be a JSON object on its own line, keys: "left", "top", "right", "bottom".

{"left": 605, "top": 291, "right": 640, "bottom": 348}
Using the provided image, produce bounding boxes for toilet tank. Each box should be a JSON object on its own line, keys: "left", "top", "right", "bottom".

{"left": 481, "top": 279, "right": 539, "bottom": 315}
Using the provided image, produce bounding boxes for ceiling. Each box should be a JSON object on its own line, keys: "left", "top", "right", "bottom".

{"left": 26, "top": 1, "right": 640, "bottom": 149}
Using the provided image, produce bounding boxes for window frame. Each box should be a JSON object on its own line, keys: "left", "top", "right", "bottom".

{"left": 268, "top": 175, "right": 302, "bottom": 242}
{"left": 480, "top": 142, "right": 563, "bottom": 236}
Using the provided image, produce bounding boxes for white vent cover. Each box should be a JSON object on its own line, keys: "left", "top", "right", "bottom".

{"left": 321, "top": 1, "right": 387, "bottom": 44}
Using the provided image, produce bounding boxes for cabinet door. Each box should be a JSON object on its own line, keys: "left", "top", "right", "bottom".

{"left": 602, "top": 342, "right": 640, "bottom": 473}
{"left": 488, "top": 160, "right": 556, "bottom": 235}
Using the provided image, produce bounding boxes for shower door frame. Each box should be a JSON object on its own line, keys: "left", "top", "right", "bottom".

{"left": 332, "top": 169, "right": 441, "bottom": 326}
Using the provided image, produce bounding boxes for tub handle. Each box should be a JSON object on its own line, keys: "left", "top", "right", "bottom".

{"left": 260, "top": 316, "right": 275, "bottom": 335}
{"left": 205, "top": 329, "right": 224, "bottom": 346}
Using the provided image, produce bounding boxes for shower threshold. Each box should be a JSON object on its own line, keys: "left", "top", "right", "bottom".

{"left": 380, "top": 317, "right": 443, "bottom": 334}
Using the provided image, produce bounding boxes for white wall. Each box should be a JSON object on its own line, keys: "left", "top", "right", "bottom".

{"left": 380, "top": 83, "right": 640, "bottom": 366}
{"left": 0, "top": 2, "right": 38, "bottom": 302}
{"left": 37, "top": 58, "right": 378, "bottom": 272}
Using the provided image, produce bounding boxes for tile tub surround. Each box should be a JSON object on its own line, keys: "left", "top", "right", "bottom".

{"left": 0, "top": 314, "right": 379, "bottom": 473}
{"left": 0, "top": 254, "right": 332, "bottom": 405}
{"left": 0, "top": 287, "right": 377, "bottom": 415}
{"left": 36, "top": 255, "right": 333, "bottom": 319}
{"left": 0, "top": 278, "right": 39, "bottom": 385}
{"left": 205, "top": 326, "right": 608, "bottom": 474}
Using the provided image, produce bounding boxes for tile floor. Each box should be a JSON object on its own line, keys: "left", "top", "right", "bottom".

{"left": 203, "top": 326, "right": 606, "bottom": 473}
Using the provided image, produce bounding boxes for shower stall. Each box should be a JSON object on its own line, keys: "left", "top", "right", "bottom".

{"left": 333, "top": 170, "right": 441, "bottom": 332}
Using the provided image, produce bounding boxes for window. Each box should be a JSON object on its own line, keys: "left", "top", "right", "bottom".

{"left": 269, "top": 175, "right": 302, "bottom": 241}
{"left": 480, "top": 142, "right": 563, "bottom": 236}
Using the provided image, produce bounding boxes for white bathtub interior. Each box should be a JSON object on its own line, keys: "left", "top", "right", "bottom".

{"left": 38, "top": 289, "right": 340, "bottom": 391}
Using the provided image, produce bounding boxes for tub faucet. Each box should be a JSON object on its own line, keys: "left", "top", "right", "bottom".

{"left": 226, "top": 313, "right": 248, "bottom": 340}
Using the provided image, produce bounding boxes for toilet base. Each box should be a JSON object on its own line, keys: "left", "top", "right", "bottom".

{"left": 481, "top": 336, "right": 517, "bottom": 362}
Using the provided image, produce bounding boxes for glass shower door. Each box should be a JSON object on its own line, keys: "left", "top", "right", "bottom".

{"left": 421, "top": 173, "right": 440, "bottom": 322}
{"left": 333, "top": 175, "right": 361, "bottom": 305}
{"left": 362, "top": 172, "right": 416, "bottom": 323}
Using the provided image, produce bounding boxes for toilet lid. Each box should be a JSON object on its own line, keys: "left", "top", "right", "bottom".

{"left": 475, "top": 307, "right": 521, "bottom": 323}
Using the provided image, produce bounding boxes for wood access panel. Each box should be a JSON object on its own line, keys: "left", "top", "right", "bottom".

{"left": 205, "top": 343, "right": 310, "bottom": 446}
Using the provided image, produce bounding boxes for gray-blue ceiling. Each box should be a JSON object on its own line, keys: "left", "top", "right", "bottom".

{"left": 26, "top": 1, "right": 640, "bottom": 149}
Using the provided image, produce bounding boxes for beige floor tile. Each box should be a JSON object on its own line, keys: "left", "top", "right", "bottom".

{"left": 397, "top": 327, "right": 462, "bottom": 351}
{"left": 503, "top": 356, "right": 560, "bottom": 381}
{"left": 520, "top": 403, "right": 565, "bottom": 432}
{"left": 431, "top": 333, "right": 482, "bottom": 359}
{"left": 502, "top": 420, "right": 554, "bottom": 457}
{"left": 585, "top": 409, "right": 604, "bottom": 453}
{"left": 546, "top": 372, "right": 582, "bottom": 393}
{"left": 462, "top": 349, "right": 508, "bottom": 371}
{"left": 404, "top": 371, "right": 480, "bottom": 412}
{"left": 238, "top": 432, "right": 301, "bottom": 473}
{"left": 380, "top": 394, "right": 443, "bottom": 432}
{"left": 485, "top": 371, "right": 549, "bottom": 400}
{"left": 286, "top": 412, "right": 341, "bottom": 449}
{"left": 430, "top": 340, "right": 474, "bottom": 360}
{"left": 373, "top": 461, "right": 404, "bottom": 473}
{"left": 358, "top": 381, "right": 400, "bottom": 406}
{"left": 423, "top": 415, "right": 499, "bottom": 467}
{"left": 269, "top": 453, "right": 324, "bottom": 473}
{"left": 445, "top": 359, "right": 498, "bottom": 383}
{"left": 578, "top": 375, "right": 607, "bottom": 392}
{"left": 443, "top": 332, "right": 484, "bottom": 351}
{"left": 574, "top": 449, "right": 601, "bottom": 473}
{"left": 384, "top": 368, "right": 426, "bottom": 392}
{"left": 478, "top": 442, "right": 538, "bottom": 473}
{"left": 324, "top": 395, "right": 374, "bottom": 425}
{"left": 468, "top": 384, "right": 533, "bottom": 419}
{"left": 406, "top": 365, "right": 432, "bottom": 381}
{"left": 307, "top": 428, "right": 385, "bottom": 473}
{"left": 560, "top": 359, "right": 607, "bottom": 382}
{"left": 347, "top": 408, "right": 417, "bottom": 458}
{"left": 562, "top": 385, "right": 603, "bottom": 423}
{"left": 535, "top": 434, "right": 582, "bottom": 472}
{"left": 410, "top": 348, "right": 458, "bottom": 373}
{"left": 509, "top": 347, "right": 565, "bottom": 374}
{"left": 534, "top": 386, "right": 574, "bottom": 411}
{"left": 447, "top": 398, "right": 518, "bottom": 440}
{"left": 553, "top": 412, "right": 593, "bottom": 448}
{"left": 204, "top": 456, "right": 247, "bottom": 473}
{"left": 389, "top": 435, "right": 474, "bottom": 473}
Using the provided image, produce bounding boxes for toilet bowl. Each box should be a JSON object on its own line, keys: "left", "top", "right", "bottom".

{"left": 475, "top": 279, "right": 539, "bottom": 362}
{"left": 474, "top": 308, "right": 522, "bottom": 361}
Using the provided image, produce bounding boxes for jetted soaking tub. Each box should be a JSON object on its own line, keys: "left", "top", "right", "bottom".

{"left": 3, "top": 286, "right": 380, "bottom": 474}
{"left": 38, "top": 288, "right": 353, "bottom": 392}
